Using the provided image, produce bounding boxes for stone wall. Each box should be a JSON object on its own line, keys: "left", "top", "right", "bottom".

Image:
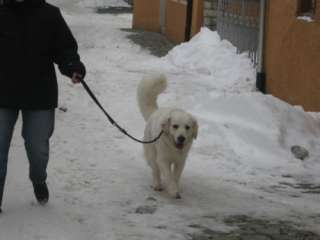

{"left": 203, "top": 0, "right": 218, "bottom": 30}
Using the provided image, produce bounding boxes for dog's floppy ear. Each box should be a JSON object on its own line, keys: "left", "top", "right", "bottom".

{"left": 161, "top": 117, "right": 171, "bottom": 134}
{"left": 192, "top": 118, "right": 198, "bottom": 139}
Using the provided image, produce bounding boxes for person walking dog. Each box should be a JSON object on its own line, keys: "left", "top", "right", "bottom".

{"left": 0, "top": 0, "right": 86, "bottom": 213}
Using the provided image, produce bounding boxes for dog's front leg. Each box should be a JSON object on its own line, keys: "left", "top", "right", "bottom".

{"left": 157, "top": 158, "right": 180, "bottom": 199}
{"left": 152, "top": 165, "right": 163, "bottom": 191}
{"left": 173, "top": 159, "right": 186, "bottom": 186}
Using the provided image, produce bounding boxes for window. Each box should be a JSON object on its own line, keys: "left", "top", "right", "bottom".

{"left": 297, "top": 0, "right": 317, "bottom": 17}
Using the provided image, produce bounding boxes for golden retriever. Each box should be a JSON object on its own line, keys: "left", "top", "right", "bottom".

{"left": 137, "top": 74, "right": 198, "bottom": 198}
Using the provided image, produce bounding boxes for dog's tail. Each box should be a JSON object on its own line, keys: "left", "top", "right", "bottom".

{"left": 137, "top": 73, "right": 167, "bottom": 121}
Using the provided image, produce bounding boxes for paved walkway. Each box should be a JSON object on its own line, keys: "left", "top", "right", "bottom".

{"left": 96, "top": 5, "right": 175, "bottom": 57}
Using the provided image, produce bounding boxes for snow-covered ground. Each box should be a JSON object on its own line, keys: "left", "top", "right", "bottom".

{"left": 1, "top": 0, "right": 320, "bottom": 239}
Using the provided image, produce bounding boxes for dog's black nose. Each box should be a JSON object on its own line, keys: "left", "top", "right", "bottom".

{"left": 177, "top": 136, "right": 186, "bottom": 143}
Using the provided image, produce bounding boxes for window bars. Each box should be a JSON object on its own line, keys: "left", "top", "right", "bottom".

{"left": 297, "top": 0, "right": 317, "bottom": 17}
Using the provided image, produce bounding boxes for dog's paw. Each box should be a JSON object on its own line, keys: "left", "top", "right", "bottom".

{"left": 168, "top": 184, "right": 181, "bottom": 199}
{"left": 152, "top": 185, "right": 164, "bottom": 192}
{"left": 169, "top": 192, "right": 182, "bottom": 199}
{"left": 175, "top": 192, "right": 182, "bottom": 199}
{"left": 168, "top": 190, "right": 182, "bottom": 199}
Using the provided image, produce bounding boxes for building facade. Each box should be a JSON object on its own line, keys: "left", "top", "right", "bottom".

{"left": 265, "top": 0, "right": 320, "bottom": 111}
{"left": 132, "top": 0, "right": 320, "bottom": 111}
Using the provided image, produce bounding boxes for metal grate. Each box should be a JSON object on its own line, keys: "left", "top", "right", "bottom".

{"left": 216, "top": 0, "right": 260, "bottom": 65}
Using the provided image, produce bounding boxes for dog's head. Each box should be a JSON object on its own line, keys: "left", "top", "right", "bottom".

{"left": 161, "top": 110, "right": 198, "bottom": 150}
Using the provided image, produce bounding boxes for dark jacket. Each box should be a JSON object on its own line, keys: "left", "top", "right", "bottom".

{"left": 0, "top": 0, "right": 86, "bottom": 109}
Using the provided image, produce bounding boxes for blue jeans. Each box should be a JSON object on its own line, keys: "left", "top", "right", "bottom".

{"left": 0, "top": 109, "right": 55, "bottom": 207}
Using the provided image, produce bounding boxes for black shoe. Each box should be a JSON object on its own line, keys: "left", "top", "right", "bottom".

{"left": 33, "top": 182, "right": 49, "bottom": 205}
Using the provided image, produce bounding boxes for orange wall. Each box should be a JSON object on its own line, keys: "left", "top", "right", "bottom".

{"left": 191, "top": 0, "right": 204, "bottom": 37}
{"left": 165, "top": 0, "right": 203, "bottom": 43}
{"left": 132, "top": 0, "right": 203, "bottom": 44}
{"left": 165, "top": 0, "right": 188, "bottom": 43}
{"left": 132, "top": 0, "right": 161, "bottom": 32}
{"left": 265, "top": 0, "right": 320, "bottom": 111}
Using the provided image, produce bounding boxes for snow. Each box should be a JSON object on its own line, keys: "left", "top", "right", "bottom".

{"left": 1, "top": 0, "right": 320, "bottom": 239}
{"left": 165, "top": 28, "right": 255, "bottom": 91}
{"left": 297, "top": 15, "right": 314, "bottom": 22}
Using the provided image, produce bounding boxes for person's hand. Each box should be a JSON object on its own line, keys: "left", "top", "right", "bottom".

{"left": 71, "top": 72, "right": 83, "bottom": 84}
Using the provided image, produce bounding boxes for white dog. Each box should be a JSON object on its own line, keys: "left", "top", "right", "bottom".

{"left": 137, "top": 74, "right": 198, "bottom": 198}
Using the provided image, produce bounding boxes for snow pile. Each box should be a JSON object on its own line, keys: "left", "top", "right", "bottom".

{"left": 193, "top": 92, "right": 320, "bottom": 184}
{"left": 164, "top": 28, "right": 255, "bottom": 90}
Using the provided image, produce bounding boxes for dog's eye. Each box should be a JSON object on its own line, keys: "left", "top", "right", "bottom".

{"left": 185, "top": 125, "right": 190, "bottom": 131}
{"left": 172, "top": 124, "right": 179, "bottom": 129}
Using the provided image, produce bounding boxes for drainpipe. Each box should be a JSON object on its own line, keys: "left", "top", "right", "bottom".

{"left": 185, "top": 0, "right": 193, "bottom": 41}
{"left": 256, "top": 0, "right": 266, "bottom": 93}
{"left": 160, "top": 0, "right": 166, "bottom": 33}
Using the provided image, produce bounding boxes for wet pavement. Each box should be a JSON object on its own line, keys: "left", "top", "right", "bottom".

{"left": 188, "top": 215, "right": 320, "bottom": 240}
{"left": 123, "top": 28, "right": 175, "bottom": 57}
{"left": 95, "top": 6, "right": 132, "bottom": 14}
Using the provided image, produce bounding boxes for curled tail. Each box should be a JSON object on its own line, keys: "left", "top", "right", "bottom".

{"left": 137, "top": 74, "right": 167, "bottom": 121}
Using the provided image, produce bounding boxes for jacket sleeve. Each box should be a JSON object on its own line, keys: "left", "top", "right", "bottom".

{"left": 53, "top": 9, "right": 86, "bottom": 78}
